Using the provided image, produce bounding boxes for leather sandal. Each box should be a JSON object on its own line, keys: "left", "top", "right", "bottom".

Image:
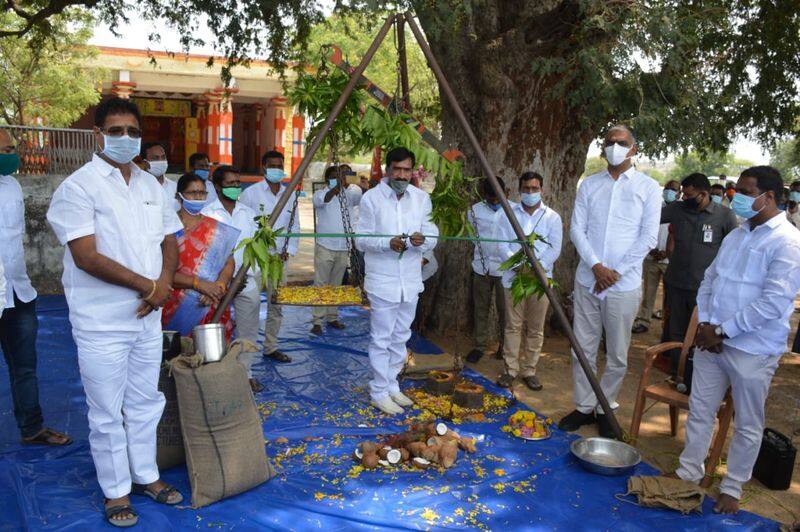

{"left": 21, "top": 427, "right": 72, "bottom": 446}
{"left": 131, "top": 482, "right": 183, "bottom": 505}
{"left": 104, "top": 502, "right": 138, "bottom": 528}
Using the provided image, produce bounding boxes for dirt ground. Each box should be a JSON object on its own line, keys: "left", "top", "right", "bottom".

{"left": 426, "top": 292, "right": 800, "bottom": 526}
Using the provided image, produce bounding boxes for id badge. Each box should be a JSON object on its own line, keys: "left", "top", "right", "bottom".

{"left": 703, "top": 229, "right": 713, "bottom": 243}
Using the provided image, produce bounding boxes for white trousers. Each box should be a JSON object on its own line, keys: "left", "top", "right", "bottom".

{"left": 571, "top": 282, "right": 641, "bottom": 414}
{"left": 73, "top": 325, "right": 165, "bottom": 499}
{"left": 367, "top": 293, "right": 418, "bottom": 401}
{"left": 312, "top": 244, "right": 350, "bottom": 325}
{"left": 233, "top": 284, "right": 262, "bottom": 377}
{"left": 263, "top": 263, "right": 287, "bottom": 355}
{"left": 677, "top": 347, "right": 779, "bottom": 499}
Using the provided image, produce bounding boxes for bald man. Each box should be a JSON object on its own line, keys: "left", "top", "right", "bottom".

{"left": 0, "top": 129, "right": 72, "bottom": 446}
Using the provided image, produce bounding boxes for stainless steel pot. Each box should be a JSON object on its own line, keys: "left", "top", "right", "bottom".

{"left": 193, "top": 323, "right": 226, "bottom": 363}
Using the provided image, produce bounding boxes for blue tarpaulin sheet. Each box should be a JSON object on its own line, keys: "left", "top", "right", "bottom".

{"left": 0, "top": 296, "right": 778, "bottom": 530}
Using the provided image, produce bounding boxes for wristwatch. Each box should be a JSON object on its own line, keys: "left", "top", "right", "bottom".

{"left": 714, "top": 325, "right": 728, "bottom": 339}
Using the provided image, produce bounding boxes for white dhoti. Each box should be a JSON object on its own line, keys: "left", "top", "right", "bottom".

{"left": 367, "top": 293, "right": 418, "bottom": 401}
{"left": 233, "top": 284, "right": 262, "bottom": 377}
{"left": 677, "top": 346, "right": 779, "bottom": 499}
{"left": 73, "top": 324, "right": 165, "bottom": 499}
{"left": 571, "top": 282, "right": 641, "bottom": 414}
{"left": 312, "top": 243, "right": 350, "bottom": 325}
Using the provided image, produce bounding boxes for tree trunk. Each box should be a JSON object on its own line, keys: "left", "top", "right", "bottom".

{"left": 413, "top": 2, "right": 604, "bottom": 337}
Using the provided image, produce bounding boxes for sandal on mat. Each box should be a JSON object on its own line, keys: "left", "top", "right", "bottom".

{"left": 132, "top": 483, "right": 183, "bottom": 505}
{"left": 104, "top": 503, "right": 138, "bottom": 528}
{"left": 21, "top": 428, "right": 72, "bottom": 446}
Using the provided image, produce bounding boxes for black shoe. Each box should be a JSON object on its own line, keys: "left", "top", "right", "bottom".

{"left": 522, "top": 375, "right": 542, "bottom": 391}
{"left": 596, "top": 413, "right": 617, "bottom": 439}
{"left": 327, "top": 320, "right": 346, "bottom": 330}
{"left": 496, "top": 373, "right": 514, "bottom": 388}
{"left": 310, "top": 324, "right": 323, "bottom": 336}
{"left": 264, "top": 350, "right": 291, "bottom": 363}
{"left": 558, "top": 410, "right": 596, "bottom": 432}
{"left": 466, "top": 348, "right": 484, "bottom": 363}
{"left": 631, "top": 323, "right": 649, "bottom": 334}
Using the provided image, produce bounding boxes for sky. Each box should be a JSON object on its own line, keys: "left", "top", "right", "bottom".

{"left": 91, "top": 22, "right": 771, "bottom": 165}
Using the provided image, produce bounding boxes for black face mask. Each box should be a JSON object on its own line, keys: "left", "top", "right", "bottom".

{"left": 683, "top": 195, "right": 701, "bottom": 210}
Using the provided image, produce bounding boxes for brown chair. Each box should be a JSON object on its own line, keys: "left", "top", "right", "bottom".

{"left": 629, "top": 307, "right": 734, "bottom": 488}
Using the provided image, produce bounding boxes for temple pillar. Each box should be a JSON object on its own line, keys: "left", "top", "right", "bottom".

{"left": 291, "top": 114, "right": 305, "bottom": 176}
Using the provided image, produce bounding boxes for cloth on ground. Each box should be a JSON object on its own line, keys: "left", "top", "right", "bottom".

{"left": 625, "top": 476, "right": 704, "bottom": 514}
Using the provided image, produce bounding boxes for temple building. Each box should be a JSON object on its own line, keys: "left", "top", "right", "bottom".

{"left": 68, "top": 46, "right": 305, "bottom": 178}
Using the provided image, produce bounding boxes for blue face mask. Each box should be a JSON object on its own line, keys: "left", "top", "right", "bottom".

{"left": 663, "top": 189, "right": 677, "bottom": 204}
{"left": 265, "top": 168, "right": 285, "bottom": 183}
{"left": 790, "top": 191, "right": 800, "bottom": 202}
{"left": 731, "top": 192, "right": 764, "bottom": 219}
{"left": 328, "top": 178, "right": 338, "bottom": 189}
{"left": 711, "top": 195, "right": 723, "bottom": 204}
{"left": 486, "top": 201, "right": 501, "bottom": 212}
{"left": 194, "top": 169, "right": 209, "bottom": 180}
{"left": 521, "top": 192, "right": 541, "bottom": 207}
{"left": 101, "top": 135, "right": 141, "bottom": 164}
{"left": 179, "top": 193, "right": 207, "bottom": 215}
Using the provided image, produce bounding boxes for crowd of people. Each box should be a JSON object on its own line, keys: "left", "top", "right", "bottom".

{"left": 1, "top": 96, "right": 800, "bottom": 525}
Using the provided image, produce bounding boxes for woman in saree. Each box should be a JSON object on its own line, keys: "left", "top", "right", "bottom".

{"left": 161, "top": 173, "right": 241, "bottom": 340}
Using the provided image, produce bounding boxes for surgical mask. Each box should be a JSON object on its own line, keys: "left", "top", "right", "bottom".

{"left": 265, "top": 168, "right": 285, "bottom": 183}
{"left": 194, "top": 169, "right": 209, "bottom": 180}
{"left": 711, "top": 195, "right": 723, "bottom": 204}
{"left": 520, "top": 192, "right": 541, "bottom": 207}
{"left": 604, "top": 142, "right": 632, "bottom": 167}
{"left": 221, "top": 186, "right": 242, "bottom": 201}
{"left": 328, "top": 178, "right": 338, "bottom": 189}
{"left": 389, "top": 178, "right": 410, "bottom": 195}
{"left": 0, "top": 153, "right": 20, "bottom": 175}
{"left": 486, "top": 201, "right": 501, "bottom": 212}
{"left": 663, "top": 189, "right": 677, "bottom": 203}
{"left": 147, "top": 160, "right": 168, "bottom": 177}
{"left": 790, "top": 191, "right": 800, "bottom": 202}
{"left": 731, "top": 192, "right": 764, "bottom": 220}
{"left": 101, "top": 134, "right": 141, "bottom": 164}
{"left": 179, "top": 193, "right": 207, "bottom": 215}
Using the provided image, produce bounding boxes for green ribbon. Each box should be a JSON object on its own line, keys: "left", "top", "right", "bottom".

{"left": 272, "top": 231, "right": 524, "bottom": 244}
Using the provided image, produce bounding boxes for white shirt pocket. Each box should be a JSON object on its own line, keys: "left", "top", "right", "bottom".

{"left": 141, "top": 203, "right": 164, "bottom": 237}
{"left": 743, "top": 248, "right": 766, "bottom": 280}
{"left": 1, "top": 198, "right": 22, "bottom": 230}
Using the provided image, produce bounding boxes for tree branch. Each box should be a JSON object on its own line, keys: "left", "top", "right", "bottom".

{"left": 0, "top": 0, "right": 100, "bottom": 38}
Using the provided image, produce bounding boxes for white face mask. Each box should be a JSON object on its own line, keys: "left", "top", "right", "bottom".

{"left": 604, "top": 142, "right": 632, "bottom": 167}
{"left": 147, "top": 160, "right": 168, "bottom": 177}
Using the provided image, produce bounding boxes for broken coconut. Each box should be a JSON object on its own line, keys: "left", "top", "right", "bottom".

{"left": 352, "top": 447, "right": 364, "bottom": 462}
{"left": 412, "top": 457, "right": 432, "bottom": 470}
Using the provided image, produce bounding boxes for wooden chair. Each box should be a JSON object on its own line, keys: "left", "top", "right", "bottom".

{"left": 629, "top": 308, "right": 734, "bottom": 488}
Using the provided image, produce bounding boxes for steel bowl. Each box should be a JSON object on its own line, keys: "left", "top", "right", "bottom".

{"left": 192, "top": 323, "right": 226, "bottom": 363}
{"left": 570, "top": 437, "right": 641, "bottom": 476}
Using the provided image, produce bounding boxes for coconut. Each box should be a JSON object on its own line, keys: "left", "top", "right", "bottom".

{"left": 386, "top": 449, "right": 402, "bottom": 465}
{"left": 412, "top": 457, "right": 431, "bottom": 469}
{"left": 362, "top": 453, "right": 379, "bottom": 469}
{"left": 352, "top": 447, "right": 364, "bottom": 461}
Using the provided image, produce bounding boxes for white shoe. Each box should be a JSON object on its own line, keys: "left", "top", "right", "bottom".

{"left": 389, "top": 391, "right": 414, "bottom": 407}
{"left": 371, "top": 396, "right": 404, "bottom": 415}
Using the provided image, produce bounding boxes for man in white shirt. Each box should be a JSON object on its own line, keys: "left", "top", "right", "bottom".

{"left": 201, "top": 165, "right": 263, "bottom": 392}
{"left": 465, "top": 178, "right": 507, "bottom": 364}
{"left": 188, "top": 152, "right": 218, "bottom": 204}
{"left": 633, "top": 179, "right": 680, "bottom": 334}
{"left": 356, "top": 147, "right": 438, "bottom": 415}
{"left": 0, "top": 129, "right": 72, "bottom": 447}
{"left": 559, "top": 125, "right": 661, "bottom": 439}
{"left": 47, "top": 98, "right": 184, "bottom": 526}
{"left": 673, "top": 166, "right": 800, "bottom": 515}
{"left": 140, "top": 141, "right": 179, "bottom": 211}
{"left": 495, "top": 172, "right": 562, "bottom": 391}
{"left": 239, "top": 149, "right": 299, "bottom": 363}
{"left": 310, "top": 165, "right": 362, "bottom": 335}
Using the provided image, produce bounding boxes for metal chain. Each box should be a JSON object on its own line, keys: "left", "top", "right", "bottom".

{"left": 329, "top": 133, "right": 364, "bottom": 287}
{"left": 468, "top": 203, "right": 490, "bottom": 276}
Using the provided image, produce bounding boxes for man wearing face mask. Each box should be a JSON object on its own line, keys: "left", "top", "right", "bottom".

{"left": 239, "top": 150, "right": 299, "bottom": 363}
{"left": 633, "top": 179, "right": 681, "bottom": 334}
{"left": 0, "top": 129, "right": 72, "bottom": 449}
{"left": 310, "top": 165, "right": 362, "bottom": 336}
{"left": 201, "top": 165, "right": 263, "bottom": 392}
{"left": 672, "top": 166, "right": 800, "bottom": 515}
{"left": 141, "top": 142, "right": 179, "bottom": 211}
{"left": 660, "top": 173, "right": 738, "bottom": 382}
{"left": 710, "top": 183, "right": 727, "bottom": 206}
{"left": 47, "top": 98, "right": 184, "bottom": 527}
{"left": 356, "top": 147, "right": 438, "bottom": 415}
{"left": 785, "top": 180, "right": 800, "bottom": 227}
{"left": 560, "top": 125, "right": 661, "bottom": 439}
{"left": 465, "top": 178, "right": 508, "bottom": 364}
{"left": 188, "top": 152, "right": 217, "bottom": 204}
{"left": 495, "top": 172, "right": 562, "bottom": 391}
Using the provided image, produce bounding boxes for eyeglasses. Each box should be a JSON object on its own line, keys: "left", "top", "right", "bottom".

{"left": 99, "top": 126, "right": 142, "bottom": 139}
{"left": 603, "top": 139, "right": 632, "bottom": 148}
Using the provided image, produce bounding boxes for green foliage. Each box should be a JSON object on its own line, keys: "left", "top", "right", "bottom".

{"left": 667, "top": 151, "right": 754, "bottom": 181}
{"left": 769, "top": 138, "right": 800, "bottom": 181}
{"left": 236, "top": 213, "right": 285, "bottom": 289}
{"left": 498, "top": 232, "right": 556, "bottom": 306}
{"left": 0, "top": 9, "right": 102, "bottom": 126}
{"left": 581, "top": 156, "right": 606, "bottom": 178}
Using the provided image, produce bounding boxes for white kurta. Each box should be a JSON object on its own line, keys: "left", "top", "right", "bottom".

{"left": 0, "top": 174, "right": 37, "bottom": 309}
{"left": 355, "top": 181, "right": 438, "bottom": 401}
{"left": 47, "top": 154, "right": 183, "bottom": 499}
{"left": 467, "top": 201, "right": 504, "bottom": 276}
{"left": 495, "top": 202, "right": 563, "bottom": 288}
{"left": 239, "top": 181, "right": 301, "bottom": 256}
